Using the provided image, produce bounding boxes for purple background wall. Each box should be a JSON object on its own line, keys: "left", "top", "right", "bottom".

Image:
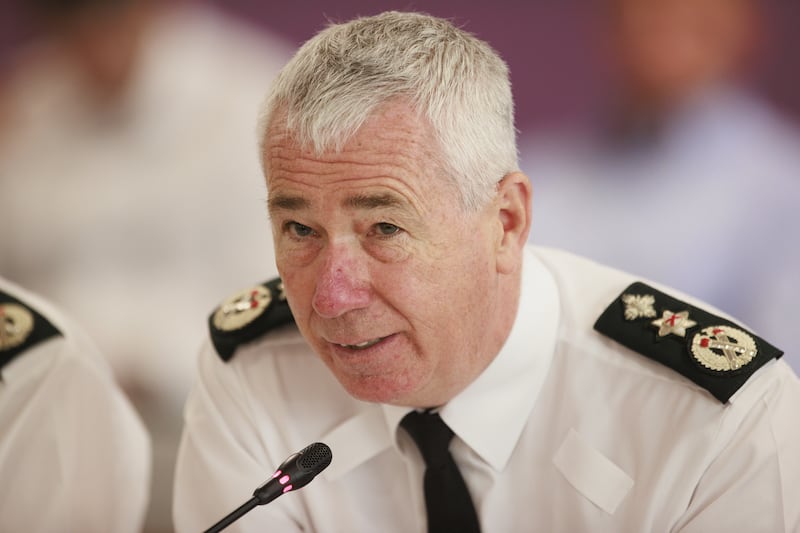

{"left": 220, "top": 0, "right": 800, "bottom": 134}
{"left": 1, "top": 0, "right": 798, "bottom": 135}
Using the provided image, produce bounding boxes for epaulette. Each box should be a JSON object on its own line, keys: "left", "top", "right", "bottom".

{"left": 209, "top": 277, "right": 295, "bottom": 362}
{"left": 594, "top": 281, "right": 783, "bottom": 403}
{"left": 1, "top": 289, "right": 62, "bottom": 373}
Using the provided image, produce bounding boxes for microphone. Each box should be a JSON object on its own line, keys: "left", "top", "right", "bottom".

{"left": 203, "top": 442, "right": 333, "bottom": 533}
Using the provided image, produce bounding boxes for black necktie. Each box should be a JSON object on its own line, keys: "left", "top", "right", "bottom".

{"left": 401, "top": 410, "right": 481, "bottom": 533}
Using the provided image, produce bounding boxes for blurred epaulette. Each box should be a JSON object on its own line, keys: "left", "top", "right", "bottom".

{"left": 1, "top": 289, "right": 62, "bottom": 372}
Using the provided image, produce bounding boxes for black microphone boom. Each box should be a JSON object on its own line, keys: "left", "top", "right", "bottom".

{"left": 203, "top": 442, "right": 333, "bottom": 533}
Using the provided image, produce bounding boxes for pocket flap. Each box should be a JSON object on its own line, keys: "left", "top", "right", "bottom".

{"left": 552, "top": 428, "right": 634, "bottom": 514}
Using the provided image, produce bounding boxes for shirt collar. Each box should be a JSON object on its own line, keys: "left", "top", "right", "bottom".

{"left": 322, "top": 248, "right": 560, "bottom": 478}
{"left": 320, "top": 406, "right": 392, "bottom": 481}
{"left": 440, "top": 248, "right": 559, "bottom": 470}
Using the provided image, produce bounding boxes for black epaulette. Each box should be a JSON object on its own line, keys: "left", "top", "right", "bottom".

{"left": 1, "top": 289, "right": 62, "bottom": 373}
{"left": 594, "top": 281, "right": 783, "bottom": 403}
{"left": 209, "top": 277, "right": 295, "bottom": 362}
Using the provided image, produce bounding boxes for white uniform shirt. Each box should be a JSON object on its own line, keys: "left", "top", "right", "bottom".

{"left": 0, "top": 277, "right": 151, "bottom": 533}
{"left": 174, "top": 247, "right": 800, "bottom": 532}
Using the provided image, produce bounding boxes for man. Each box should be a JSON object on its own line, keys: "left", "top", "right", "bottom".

{"left": 1, "top": 0, "right": 290, "bottom": 404}
{"left": 174, "top": 11, "right": 800, "bottom": 532}
{"left": 520, "top": 0, "right": 800, "bottom": 368}
{"left": 1, "top": 1, "right": 291, "bottom": 527}
{"left": 0, "top": 275, "right": 150, "bottom": 532}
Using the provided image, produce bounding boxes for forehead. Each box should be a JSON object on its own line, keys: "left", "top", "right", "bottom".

{"left": 263, "top": 102, "right": 446, "bottom": 190}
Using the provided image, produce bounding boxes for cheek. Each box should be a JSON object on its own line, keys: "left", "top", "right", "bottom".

{"left": 429, "top": 236, "right": 495, "bottom": 325}
{"left": 393, "top": 243, "right": 489, "bottom": 327}
{"left": 405, "top": 218, "right": 493, "bottom": 292}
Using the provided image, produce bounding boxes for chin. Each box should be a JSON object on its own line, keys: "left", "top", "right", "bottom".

{"left": 337, "top": 374, "right": 419, "bottom": 405}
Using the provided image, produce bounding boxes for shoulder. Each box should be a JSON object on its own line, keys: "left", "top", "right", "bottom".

{"left": 593, "top": 280, "right": 783, "bottom": 403}
{"left": 207, "top": 277, "right": 297, "bottom": 362}
{"left": 0, "top": 277, "right": 121, "bottom": 384}
{"left": 0, "top": 280, "right": 146, "bottom": 427}
{"left": 530, "top": 247, "right": 787, "bottom": 404}
{"left": 0, "top": 277, "right": 62, "bottom": 373}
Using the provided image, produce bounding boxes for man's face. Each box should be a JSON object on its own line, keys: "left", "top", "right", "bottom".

{"left": 264, "top": 102, "right": 507, "bottom": 407}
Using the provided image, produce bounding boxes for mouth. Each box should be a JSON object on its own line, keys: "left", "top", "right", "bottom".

{"left": 335, "top": 336, "right": 387, "bottom": 351}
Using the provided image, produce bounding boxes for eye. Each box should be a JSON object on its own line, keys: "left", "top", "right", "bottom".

{"left": 374, "top": 222, "right": 401, "bottom": 236}
{"left": 286, "top": 221, "right": 315, "bottom": 238}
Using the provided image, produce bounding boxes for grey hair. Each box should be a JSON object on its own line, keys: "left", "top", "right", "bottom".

{"left": 258, "top": 11, "right": 519, "bottom": 211}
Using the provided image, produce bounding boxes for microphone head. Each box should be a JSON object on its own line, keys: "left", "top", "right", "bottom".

{"left": 253, "top": 442, "right": 332, "bottom": 503}
{"left": 297, "top": 442, "right": 333, "bottom": 479}
{"left": 291, "top": 442, "right": 332, "bottom": 489}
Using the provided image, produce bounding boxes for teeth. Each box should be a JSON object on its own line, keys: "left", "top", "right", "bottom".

{"left": 339, "top": 338, "right": 382, "bottom": 350}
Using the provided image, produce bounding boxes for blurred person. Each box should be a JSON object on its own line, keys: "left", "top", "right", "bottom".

{"left": 520, "top": 0, "right": 800, "bottom": 371}
{"left": 173, "top": 12, "right": 800, "bottom": 532}
{"left": 0, "top": 0, "right": 293, "bottom": 529}
{"left": 1, "top": 275, "right": 150, "bottom": 532}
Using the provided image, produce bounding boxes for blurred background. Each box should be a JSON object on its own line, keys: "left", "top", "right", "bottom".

{"left": 0, "top": 0, "right": 797, "bottom": 531}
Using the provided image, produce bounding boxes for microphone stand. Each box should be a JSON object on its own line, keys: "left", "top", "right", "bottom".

{"left": 204, "top": 496, "right": 259, "bottom": 533}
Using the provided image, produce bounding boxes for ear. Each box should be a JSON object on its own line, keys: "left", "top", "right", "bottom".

{"left": 494, "top": 171, "right": 532, "bottom": 274}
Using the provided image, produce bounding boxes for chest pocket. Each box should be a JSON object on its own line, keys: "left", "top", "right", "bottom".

{"left": 552, "top": 428, "right": 634, "bottom": 515}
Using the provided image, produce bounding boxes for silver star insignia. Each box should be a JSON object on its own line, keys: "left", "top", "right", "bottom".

{"left": 651, "top": 310, "right": 697, "bottom": 338}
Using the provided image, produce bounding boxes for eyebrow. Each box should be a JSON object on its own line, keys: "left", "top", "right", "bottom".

{"left": 268, "top": 192, "right": 406, "bottom": 212}
{"left": 343, "top": 193, "right": 405, "bottom": 210}
{"left": 268, "top": 194, "right": 310, "bottom": 212}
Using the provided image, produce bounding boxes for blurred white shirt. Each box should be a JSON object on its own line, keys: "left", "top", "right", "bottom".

{"left": 0, "top": 3, "right": 294, "bottom": 403}
{"left": 0, "top": 275, "right": 150, "bottom": 533}
{"left": 521, "top": 86, "right": 800, "bottom": 371}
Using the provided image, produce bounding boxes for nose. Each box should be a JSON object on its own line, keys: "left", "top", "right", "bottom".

{"left": 312, "top": 243, "right": 371, "bottom": 319}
